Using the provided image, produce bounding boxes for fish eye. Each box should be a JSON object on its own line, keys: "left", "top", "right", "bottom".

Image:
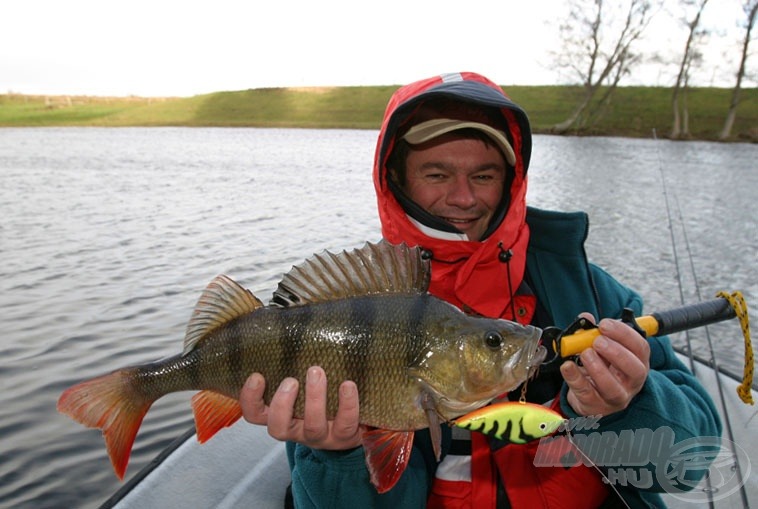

{"left": 484, "top": 331, "right": 503, "bottom": 349}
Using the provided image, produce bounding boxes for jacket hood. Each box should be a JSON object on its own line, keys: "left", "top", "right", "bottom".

{"left": 373, "top": 72, "right": 534, "bottom": 320}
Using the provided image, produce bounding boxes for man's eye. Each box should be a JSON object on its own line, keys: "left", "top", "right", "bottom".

{"left": 472, "top": 174, "right": 498, "bottom": 184}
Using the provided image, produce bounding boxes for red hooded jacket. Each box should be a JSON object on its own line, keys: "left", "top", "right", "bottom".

{"left": 373, "top": 72, "right": 534, "bottom": 322}
{"left": 372, "top": 72, "right": 609, "bottom": 509}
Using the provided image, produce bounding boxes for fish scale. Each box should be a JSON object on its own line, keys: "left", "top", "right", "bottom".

{"left": 227, "top": 293, "right": 439, "bottom": 428}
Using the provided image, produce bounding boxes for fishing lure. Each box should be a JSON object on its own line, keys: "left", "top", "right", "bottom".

{"left": 454, "top": 401, "right": 633, "bottom": 509}
{"left": 453, "top": 401, "right": 565, "bottom": 443}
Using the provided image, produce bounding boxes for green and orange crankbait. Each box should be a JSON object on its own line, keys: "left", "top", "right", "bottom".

{"left": 453, "top": 401, "right": 565, "bottom": 444}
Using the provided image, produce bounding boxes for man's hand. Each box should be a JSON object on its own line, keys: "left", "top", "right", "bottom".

{"left": 560, "top": 314, "right": 650, "bottom": 417}
{"left": 239, "top": 366, "right": 363, "bottom": 450}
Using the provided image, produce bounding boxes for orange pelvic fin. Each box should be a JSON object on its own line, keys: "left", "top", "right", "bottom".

{"left": 361, "top": 428, "right": 415, "bottom": 494}
{"left": 191, "top": 390, "right": 243, "bottom": 443}
{"left": 57, "top": 370, "right": 152, "bottom": 480}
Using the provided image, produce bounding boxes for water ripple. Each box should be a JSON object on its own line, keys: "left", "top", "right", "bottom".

{"left": 1, "top": 128, "right": 754, "bottom": 509}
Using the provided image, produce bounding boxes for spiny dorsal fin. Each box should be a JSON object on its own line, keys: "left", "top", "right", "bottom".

{"left": 184, "top": 275, "right": 263, "bottom": 354}
{"left": 271, "top": 240, "right": 430, "bottom": 307}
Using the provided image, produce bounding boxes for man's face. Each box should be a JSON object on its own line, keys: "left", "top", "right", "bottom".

{"left": 401, "top": 133, "right": 506, "bottom": 241}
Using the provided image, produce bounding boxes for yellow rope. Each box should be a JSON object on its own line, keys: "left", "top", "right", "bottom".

{"left": 716, "top": 291, "right": 754, "bottom": 405}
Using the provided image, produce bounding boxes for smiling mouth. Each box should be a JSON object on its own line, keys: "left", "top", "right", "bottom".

{"left": 439, "top": 216, "right": 478, "bottom": 226}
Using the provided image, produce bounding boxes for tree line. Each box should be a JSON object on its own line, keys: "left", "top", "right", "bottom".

{"left": 549, "top": 0, "right": 757, "bottom": 140}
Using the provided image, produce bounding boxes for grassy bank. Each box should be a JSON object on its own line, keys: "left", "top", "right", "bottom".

{"left": 1, "top": 85, "right": 756, "bottom": 141}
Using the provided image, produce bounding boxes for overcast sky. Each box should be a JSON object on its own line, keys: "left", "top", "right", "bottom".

{"left": 2, "top": 0, "right": 749, "bottom": 97}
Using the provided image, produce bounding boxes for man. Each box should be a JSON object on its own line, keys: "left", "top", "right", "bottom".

{"left": 240, "top": 72, "right": 721, "bottom": 508}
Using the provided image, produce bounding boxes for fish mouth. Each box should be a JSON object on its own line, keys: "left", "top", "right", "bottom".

{"left": 521, "top": 326, "right": 546, "bottom": 365}
{"left": 528, "top": 344, "right": 548, "bottom": 368}
{"left": 503, "top": 327, "right": 545, "bottom": 380}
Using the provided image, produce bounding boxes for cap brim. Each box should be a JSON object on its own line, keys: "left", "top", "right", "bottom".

{"left": 403, "top": 118, "right": 516, "bottom": 166}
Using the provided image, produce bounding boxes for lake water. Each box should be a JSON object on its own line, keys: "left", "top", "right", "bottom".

{"left": 1, "top": 128, "right": 756, "bottom": 509}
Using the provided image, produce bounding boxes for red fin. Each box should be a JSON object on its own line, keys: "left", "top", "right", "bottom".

{"left": 361, "top": 428, "right": 414, "bottom": 494}
{"left": 191, "top": 390, "right": 243, "bottom": 443}
{"left": 57, "top": 371, "right": 152, "bottom": 480}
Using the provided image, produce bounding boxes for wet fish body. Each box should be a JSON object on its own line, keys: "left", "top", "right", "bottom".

{"left": 120, "top": 291, "right": 534, "bottom": 430}
{"left": 58, "top": 241, "right": 545, "bottom": 492}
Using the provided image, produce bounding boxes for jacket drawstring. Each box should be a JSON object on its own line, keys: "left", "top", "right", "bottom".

{"left": 497, "top": 242, "right": 517, "bottom": 320}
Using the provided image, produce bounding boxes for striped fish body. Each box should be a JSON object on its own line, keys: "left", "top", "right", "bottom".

{"left": 131, "top": 291, "right": 539, "bottom": 430}
{"left": 196, "top": 293, "right": 461, "bottom": 430}
{"left": 57, "top": 241, "right": 545, "bottom": 491}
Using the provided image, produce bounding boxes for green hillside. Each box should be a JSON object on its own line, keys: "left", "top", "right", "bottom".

{"left": 1, "top": 85, "right": 756, "bottom": 141}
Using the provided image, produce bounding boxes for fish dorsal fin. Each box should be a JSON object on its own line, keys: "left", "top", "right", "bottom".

{"left": 271, "top": 240, "right": 430, "bottom": 307}
{"left": 183, "top": 275, "right": 263, "bottom": 354}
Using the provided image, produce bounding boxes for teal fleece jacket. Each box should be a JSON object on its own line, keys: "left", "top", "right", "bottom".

{"left": 284, "top": 207, "right": 722, "bottom": 509}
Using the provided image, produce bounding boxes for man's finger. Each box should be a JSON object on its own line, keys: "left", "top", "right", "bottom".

{"left": 561, "top": 360, "right": 595, "bottom": 398}
{"left": 332, "top": 381, "right": 360, "bottom": 442}
{"left": 597, "top": 318, "right": 651, "bottom": 364}
{"left": 562, "top": 359, "right": 606, "bottom": 415}
{"left": 302, "top": 367, "right": 329, "bottom": 442}
{"left": 579, "top": 346, "right": 629, "bottom": 408}
{"left": 267, "top": 377, "right": 300, "bottom": 440}
{"left": 240, "top": 373, "right": 268, "bottom": 425}
{"left": 592, "top": 334, "right": 647, "bottom": 387}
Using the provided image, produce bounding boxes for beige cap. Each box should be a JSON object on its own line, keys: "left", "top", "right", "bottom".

{"left": 403, "top": 118, "right": 516, "bottom": 166}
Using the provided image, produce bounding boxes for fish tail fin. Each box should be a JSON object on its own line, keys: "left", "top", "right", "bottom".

{"left": 57, "top": 370, "right": 153, "bottom": 480}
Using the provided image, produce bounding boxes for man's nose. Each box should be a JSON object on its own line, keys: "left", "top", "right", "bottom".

{"left": 446, "top": 178, "right": 477, "bottom": 208}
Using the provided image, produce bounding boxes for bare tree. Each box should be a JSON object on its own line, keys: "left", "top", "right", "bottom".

{"left": 720, "top": 0, "right": 758, "bottom": 140}
{"left": 551, "top": 0, "right": 656, "bottom": 133}
{"left": 671, "top": 0, "right": 710, "bottom": 140}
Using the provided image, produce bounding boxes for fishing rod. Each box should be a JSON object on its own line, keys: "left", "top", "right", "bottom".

{"left": 652, "top": 128, "right": 751, "bottom": 508}
{"left": 546, "top": 296, "right": 738, "bottom": 359}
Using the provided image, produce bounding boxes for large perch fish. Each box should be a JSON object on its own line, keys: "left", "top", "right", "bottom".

{"left": 57, "top": 240, "right": 545, "bottom": 493}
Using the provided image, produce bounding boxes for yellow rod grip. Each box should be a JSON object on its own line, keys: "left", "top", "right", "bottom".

{"left": 557, "top": 315, "right": 661, "bottom": 358}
